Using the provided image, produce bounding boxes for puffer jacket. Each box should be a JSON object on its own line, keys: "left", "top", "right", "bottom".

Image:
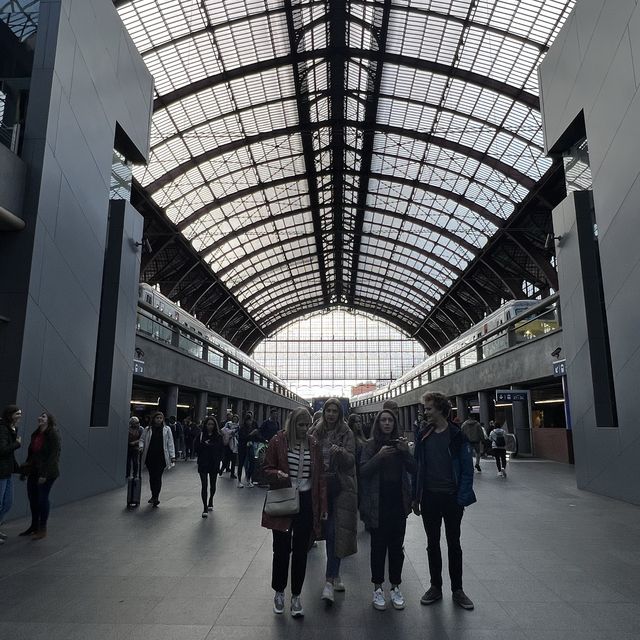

{"left": 0, "top": 420, "right": 20, "bottom": 479}
{"left": 412, "top": 421, "right": 476, "bottom": 507}
{"left": 195, "top": 430, "right": 224, "bottom": 474}
{"left": 359, "top": 438, "right": 417, "bottom": 530}
{"left": 325, "top": 425, "right": 358, "bottom": 559}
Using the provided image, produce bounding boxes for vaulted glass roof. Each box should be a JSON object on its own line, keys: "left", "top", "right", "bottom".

{"left": 116, "top": 0, "right": 575, "bottom": 343}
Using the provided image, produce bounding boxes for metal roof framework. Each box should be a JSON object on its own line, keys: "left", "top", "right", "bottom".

{"left": 116, "top": 0, "right": 575, "bottom": 351}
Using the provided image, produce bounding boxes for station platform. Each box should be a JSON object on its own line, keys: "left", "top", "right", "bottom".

{"left": 1, "top": 458, "right": 639, "bottom": 640}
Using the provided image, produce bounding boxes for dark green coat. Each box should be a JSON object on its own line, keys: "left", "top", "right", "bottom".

{"left": 359, "top": 439, "right": 416, "bottom": 530}
{"left": 0, "top": 420, "right": 20, "bottom": 479}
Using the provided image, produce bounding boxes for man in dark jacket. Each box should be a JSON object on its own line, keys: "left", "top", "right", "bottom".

{"left": 412, "top": 391, "right": 476, "bottom": 611}
{"left": 259, "top": 408, "right": 280, "bottom": 442}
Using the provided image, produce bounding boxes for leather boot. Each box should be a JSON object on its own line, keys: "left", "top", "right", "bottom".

{"left": 32, "top": 528, "right": 47, "bottom": 540}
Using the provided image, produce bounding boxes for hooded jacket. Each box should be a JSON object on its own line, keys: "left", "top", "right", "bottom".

{"left": 412, "top": 421, "right": 476, "bottom": 507}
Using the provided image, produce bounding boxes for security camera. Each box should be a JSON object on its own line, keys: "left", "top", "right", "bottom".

{"left": 134, "top": 237, "right": 153, "bottom": 254}
{"left": 551, "top": 347, "right": 562, "bottom": 358}
{"left": 135, "top": 347, "right": 145, "bottom": 359}
{"left": 545, "top": 233, "right": 564, "bottom": 250}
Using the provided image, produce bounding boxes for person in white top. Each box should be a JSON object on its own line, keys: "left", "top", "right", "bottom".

{"left": 139, "top": 412, "right": 175, "bottom": 507}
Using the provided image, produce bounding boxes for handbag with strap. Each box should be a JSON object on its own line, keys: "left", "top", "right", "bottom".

{"left": 263, "top": 444, "right": 302, "bottom": 516}
{"left": 264, "top": 486, "right": 299, "bottom": 516}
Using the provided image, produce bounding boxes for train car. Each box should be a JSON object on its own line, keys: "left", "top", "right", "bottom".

{"left": 137, "top": 284, "right": 289, "bottom": 390}
{"left": 352, "top": 298, "right": 559, "bottom": 404}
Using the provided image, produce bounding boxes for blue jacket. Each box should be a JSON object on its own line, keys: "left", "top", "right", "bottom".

{"left": 412, "top": 421, "right": 476, "bottom": 507}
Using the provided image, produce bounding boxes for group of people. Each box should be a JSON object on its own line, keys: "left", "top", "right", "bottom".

{"left": 461, "top": 417, "right": 510, "bottom": 477}
{"left": 131, "top": 407, "right": 285, "bottom": 515}
{"left": 0, "top": 404, "right": 61, "bottom": 542}
{"left": 261, "top": 393, "right": 477, "bottom": 618}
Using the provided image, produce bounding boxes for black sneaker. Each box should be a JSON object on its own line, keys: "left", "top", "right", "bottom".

{"left": 475, "top": 464, "right": 481, "bottom": 472}
{"left": 452, "top": 589, "right": 474, "bottom": 610}
{"left": 420, "top": 586, "right": 443, "bottom": 605}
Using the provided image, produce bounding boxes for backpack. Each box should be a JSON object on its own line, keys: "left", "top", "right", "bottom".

{"left": 495, "top": 431, "right": 506, "bottom": 448}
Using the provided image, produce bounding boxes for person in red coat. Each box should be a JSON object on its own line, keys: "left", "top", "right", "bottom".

{"left": 261, "top": 407, "right": 327, "bottom": 618}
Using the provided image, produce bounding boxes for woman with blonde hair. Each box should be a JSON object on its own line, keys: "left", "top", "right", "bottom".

{"left": 313, "top": 398, "right": 358, "bottom": 602}
{"left": 262, "top": 407, "right": 327, "bottom": 617}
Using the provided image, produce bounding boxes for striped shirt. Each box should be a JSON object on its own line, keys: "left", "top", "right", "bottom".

{"left": 287, "top": 446, "right": 311, "bottom": 492}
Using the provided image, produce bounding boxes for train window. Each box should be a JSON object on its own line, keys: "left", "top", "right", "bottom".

{"left": 145, "top": 294, "right": 152, "bottom": 304}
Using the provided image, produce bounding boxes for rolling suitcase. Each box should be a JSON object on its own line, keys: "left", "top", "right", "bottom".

{"left": 127, "top": 452, "right": 142, "bottom": 508}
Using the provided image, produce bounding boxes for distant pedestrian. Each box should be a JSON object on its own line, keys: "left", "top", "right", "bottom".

{"left": 139, "top": 411, "right": 175, "bottom": 507}
{"left": 126, "top": 417, "right": 142, "bottom": 478}
{"left": 19, "top": 411, "right": 61, "bottom": 540}
{"left": 196, "top": 416, "right": 224, "bottom": 516}
{"left": 0, "top": 404, "right": 22, "bottom": 543}
{"left": 347, "top": 414, "right": 367, "bottom": 508}
{"left": 490, "top": 424, "right": 508, "bottom": 478}
{"left": 360, "top": 409, "right": 416, "bottom": 611}
{"left": 237, "top": 411, "right": 258, "bottom": 488}
{"left": 260, "top": 408, "right": 281, "bottom": 442}
{"left": 412, "top": 392, "right": 476, "bottom": 610}
{"left": 461, "top": 418, "right": 484, "bottom": 472}
{"left": 221, "top": 414, "right": 239, "bottom": 478}
{"left": 314, "top": 398, "right": 357, "bottom": 602}
{"left": 262, "top": 407, "right": 327, "bottom": 617}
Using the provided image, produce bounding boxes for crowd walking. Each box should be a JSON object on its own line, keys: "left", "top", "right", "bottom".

{"left": 1, "top": 394, "right": 488, "bottom": 624}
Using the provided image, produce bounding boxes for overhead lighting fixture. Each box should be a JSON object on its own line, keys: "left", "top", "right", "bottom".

{"left": 495, "top": 403, "right": 513, "bottom": 408}
{"left": 130, "top": 400, "right": 159, "bottom": 406}
{"left": 535, "top": 399, "right": 565, "bottom": 404}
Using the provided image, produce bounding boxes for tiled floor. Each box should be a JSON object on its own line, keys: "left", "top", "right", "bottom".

{"left": 2, "top": 457, "right": 640, "bottom": 639}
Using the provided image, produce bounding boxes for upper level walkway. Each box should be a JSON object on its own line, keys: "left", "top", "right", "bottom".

{"left": 2, "top": 458, "right": 640, "bottom": 640}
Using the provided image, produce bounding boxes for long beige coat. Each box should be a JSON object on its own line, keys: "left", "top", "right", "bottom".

{"left": 326, "top": 425, "right": 358, "bottom": 559}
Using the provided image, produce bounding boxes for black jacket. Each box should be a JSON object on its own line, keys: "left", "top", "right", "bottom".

{"left": 195, "top": 431, "right": 224, "bottom": 473}
{"left": 0, "top": 420, "right": 20, "bottom": 479}
{"left": 24, "top": 427, "right": 61, "bottom": 480}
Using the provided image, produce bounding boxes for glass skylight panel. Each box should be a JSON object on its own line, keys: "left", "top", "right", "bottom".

{"left": 387, "top": 10, "right": 461, "bottom": 64}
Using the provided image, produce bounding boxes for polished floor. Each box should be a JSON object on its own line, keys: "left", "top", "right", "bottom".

{"left": 2, "top": 456, "right": 640, "bottom": 640}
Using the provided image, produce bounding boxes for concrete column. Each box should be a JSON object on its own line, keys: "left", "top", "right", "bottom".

{"left": 478, "top": 390, "right": 491, "bottom": 430}
{"left": 165, "top": 385, "right": 178, "bottom": 419}
{"left": 195, "top": 391, "right": 208, "bottom": 423}
{"left": 247, "top": 401, "right": 255, "bottom": 418}
{"left": 236, "top": 398, "right": 244, "bottom": 417}
{"left": 218, "top": 396, "right": 229, "bottom": 423}
{"left": 456, "top": 396, "right": 469, "bottom": 422}
{"left": 513, "top": 396, "right": 532, "bottom": 455}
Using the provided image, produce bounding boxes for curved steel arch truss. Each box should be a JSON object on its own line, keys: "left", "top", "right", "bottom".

{"left": 117, "top": 0, "right": 575, "bottom": 352}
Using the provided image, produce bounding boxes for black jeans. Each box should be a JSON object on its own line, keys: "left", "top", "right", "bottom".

{"left": 26, "top": 476, "right": 56, "bottom": 530}
{"left": 146, "top": 461, "right": 165, "bottom": 500}
{"left": 126, "top": 448, "right": 140, "bottom": 478}
{"left": 237, "top": 441, "right": 248, "bottom": 482}
{"left": 421, "top": 491, "right": 464, "bottom": 592}
{"left": 370, "top": 515, "right": 406, "bottom": 585}
{"left": 222, "top": 448, "right": 236, "bottom": 475}
{"left": 494, "top": 448, "right": 507, "bottom": 471}
{"left": 199, "top": 471, "right": 218, "bottom": 509}
{"left": 271, "top": 490, "right": 313, "bottom": 595}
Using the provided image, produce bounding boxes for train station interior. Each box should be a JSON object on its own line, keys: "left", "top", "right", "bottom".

{"left": 2, "top": 1, "right": 640, "bottom": 638}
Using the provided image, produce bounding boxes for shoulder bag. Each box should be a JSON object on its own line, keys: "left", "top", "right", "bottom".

{"left": 264, "top": 445, "right": 301, "bottom": 517}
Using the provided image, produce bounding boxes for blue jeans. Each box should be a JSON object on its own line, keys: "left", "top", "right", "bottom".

{"left": 325, "top": 499, "right": 341, "bottom": 580}
{"left": 0, "top": 476, "right": 13, "bottom": 522}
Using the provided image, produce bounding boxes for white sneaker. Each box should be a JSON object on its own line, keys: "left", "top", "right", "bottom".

{"left": 497, "top": 471, "right": 503, "bottom": 477}
{"left": 390, "top": 586, "right": 405, "bottom": 610}
{"left": 247, "top": 481, "right": 254, "bottom": 488}
{"left": 321, "top": 581, "right": 335, "bottom": 603}
{"left": 372, "top": 587, "right": 386, "bottom": 611}
{"left": 334, "top": 577, "right": 345, "bottom": 592}
{"left": 273, "top": 591, "right": 285, "bottom": 614}
{"left": 237, "top": 482, "right": 244, "bottom": 488}
{"left": 291, "top": 595, "right": 304, "bottom": 617}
